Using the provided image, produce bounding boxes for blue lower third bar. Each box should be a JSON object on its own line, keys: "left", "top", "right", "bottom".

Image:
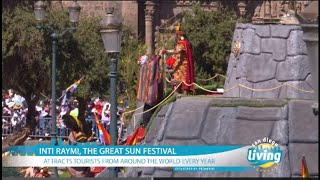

{"left": 173, "top": 166, "right": 255, "bottom": 172}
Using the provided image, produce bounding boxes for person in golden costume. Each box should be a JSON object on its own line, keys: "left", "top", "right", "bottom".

{"left": 162, "top": 24, "right": 195, "bottom": 94}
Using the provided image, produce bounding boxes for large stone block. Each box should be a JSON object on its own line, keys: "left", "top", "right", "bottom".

{"left": 252, "top": 79, "right": 282, "bottom": 99}
{"left": 233, "top": 28, "right": 243, "bottom": 41}
{"left": 223, "top": 85, "right": 240, "bottom": 98}
{"left": 225, "top": 57, "right": 236, "bottom": 84}
{"left": 236, "top": 53, "right": 250, "bottom": 79}
{"left": 246, "top": 53, "right": 277, "bottom": 83}
{"left": 270, "top": 120, "right": 289, "bottom": 145}
{"left": 262, "top": 146, "right": 291, "bottom": 177}
{"left": 224, "top": 65, "right": 232, "bottom": 85}
{"left": 254, "top": 25, "right": 271, "bottom": 37}
{"left": 289, "top": 143, "right": 319, "bottom": 175}
{"left": 201, "top": 107, "right": 236, "bottom": 144}
{"left": 276, "top": 55, "right": 311, "bottom": 81}
{"left": 261, "top": 37, "right": 286, "bottom": 62}
{"left": 287, "top": 30, "right": 308, "bottom": 56}
{"left": 157, "top": 104, "right": 170, "bottom": 117}
{"left": 261, "top": 38, "right": 273, "bottom": 53}
{"left": 286, "top": 81, "right": 314, "bottom": 100}
{"left": 239, "top": 78, "right": 253, "bottom": 98}
{"left": 278, "top": 85, "right": 288, "bottom": 99}
{"left": 223, "top": 68, "right": 240, "bottom": 98}
{"left": 305, "top": 74, "right": 314, "bottom": 89}
{"left": 272, "top": 38, "right": 287, "bottom": 61}
{"left": 236, "top": 106, "right": 287, "bottom": 121}
{"left": 242, "top": 28, "right": 261, "bottom": 55}
{"left": 288, "top": 100, "right": 318, "bottom": 142}
{"left": 157, "top": 103, "right": 174, "bottom": 142}
{"left": 271, "top": 25, "right": 300, "bottom": 38}
{"left": 165, "top": 98, "right": 211, "bottom": 139}
{"left": 144, "top": 116, "right": 164, "bottom": 144}
{"left": 217, "top": 119, "right": 274, "bottom": 145}
{"left": 228, "top": 53, "right": 238, "bottom": 69}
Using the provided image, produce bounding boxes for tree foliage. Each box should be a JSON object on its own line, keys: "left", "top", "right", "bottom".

{"left": 118, "top": 26, "right": 146, "bottom": 124}
{"left": 183, "top": 5, "right": 237, "bottom": 86}
{"left": 2, "top": 3, "right": 109, "bottom": 141}
{"left": 2, "top": 1, "right": 147, "bottom": 132}
{"left": 2, "top": 4, "right": 50, "bottom": 132}
{"left": 2, "top": 3, "right": 52, "bottom": 145}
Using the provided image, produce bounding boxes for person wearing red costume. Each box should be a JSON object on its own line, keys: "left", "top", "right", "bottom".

{"left": 162, "top": 27, "right": 195, "bottom": 95}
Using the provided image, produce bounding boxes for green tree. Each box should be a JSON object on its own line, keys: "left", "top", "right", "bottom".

{"left": 118, "top": 26, "right": 146, "bottom": 125}
{"left": 2, "top": 4, "right": 50, "bottom": 146}
{"left": 2, "top": 1, "right": 146, "bottom": 145}
{"left": 58, "top": 11, "right": 109, "bottom": 122}
{"left": 2, "top": 3, "right": 109, "bottom": 145}
{"left": 183, "top": 5, "right": 237, "bottom": 87}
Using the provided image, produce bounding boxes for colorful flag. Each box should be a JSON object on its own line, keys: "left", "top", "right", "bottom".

{"left": 60, "top": 91, "right": 69, "bottom": 114}
{"left": 93, "top": 113, "right": 110, "bottom": 145}
{"left": 301, "top": 155, "right": 309, "bottom": 178}
{"left": 66, "top": 77, "right": 83, "bottom": 93}
{"left": 126, "top": 126, "right": 145, "bottom": 145}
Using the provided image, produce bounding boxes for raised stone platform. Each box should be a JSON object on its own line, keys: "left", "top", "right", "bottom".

{"left": 224, "top": 23, "right": 314, "bottom": 99}
{"left": 123, "top": 97, "right": 318, "bottom": 178}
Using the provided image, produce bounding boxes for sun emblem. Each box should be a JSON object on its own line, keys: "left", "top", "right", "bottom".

{"left": 232, "top": 40, "right": 241, "bottom": 58}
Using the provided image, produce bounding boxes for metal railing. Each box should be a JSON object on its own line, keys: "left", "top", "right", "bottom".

{"left": 1, "top": 116, "right": 109, "bottom": 140}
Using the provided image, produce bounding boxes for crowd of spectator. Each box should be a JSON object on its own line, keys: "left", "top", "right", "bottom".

{"left": 2, "top": 89, "right": 129, "bottom": 142}
{"left": 2, "top": 89, "right": 28, "bottom": 135}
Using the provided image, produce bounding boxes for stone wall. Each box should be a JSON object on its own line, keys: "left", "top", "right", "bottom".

{"left": 224, "top": 23, "right": 314, "bottom": 99}
{"left": 121, "top": 97, "right": 318, "bottom": 178}
{"left": 58, "top": 1, "right": 138, "bottom": 34}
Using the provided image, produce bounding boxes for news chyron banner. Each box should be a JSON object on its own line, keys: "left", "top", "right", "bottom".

{"left": 3, "top": 137, "right": 283, "bottom": 172}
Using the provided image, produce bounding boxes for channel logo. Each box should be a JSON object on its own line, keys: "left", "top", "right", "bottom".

{"left": 247, "top": 137, "right": 282, "bottom": 172}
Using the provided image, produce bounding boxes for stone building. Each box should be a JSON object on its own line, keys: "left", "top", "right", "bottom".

{"left": 49, "top": 0, "right": 313, "bottom": 55}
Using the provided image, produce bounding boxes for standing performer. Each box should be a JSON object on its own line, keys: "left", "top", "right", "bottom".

{"left": 163, "top": 25, "right": 195, "bottom": 95}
